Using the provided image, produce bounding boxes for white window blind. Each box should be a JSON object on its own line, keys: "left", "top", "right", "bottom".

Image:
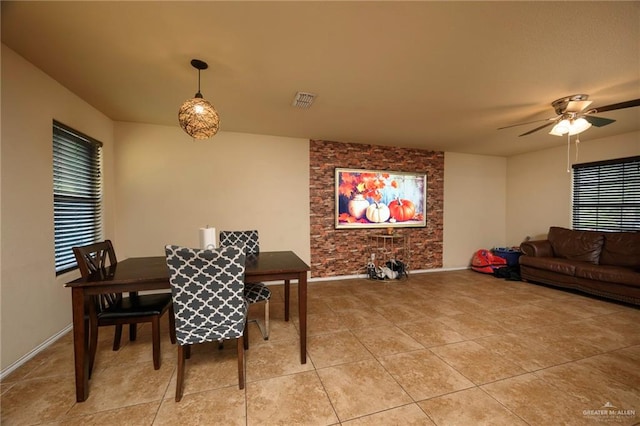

{"left": 572, "top": 156, "right": 640, "bottom": 232}
{"left": 53, "top": 121, "right": 103, "bottom": 274}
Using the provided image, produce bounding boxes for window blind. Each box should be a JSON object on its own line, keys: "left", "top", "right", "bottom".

{"left": 572, "top": 156, "right": 640, "bottom": 232}
{"left": 53, "top": 121, "right": 103, "bottom": 274}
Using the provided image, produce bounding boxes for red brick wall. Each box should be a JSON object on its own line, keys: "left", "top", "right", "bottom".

{"left": 309, "top": 140, "right": 444, "bottom": 277}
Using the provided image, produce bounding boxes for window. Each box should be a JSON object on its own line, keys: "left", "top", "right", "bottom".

{"left": 572, "top": 156, "right": 640, "bottom": 232}
{"left": 53, "top": 121, "right": 103, "bottom": 274}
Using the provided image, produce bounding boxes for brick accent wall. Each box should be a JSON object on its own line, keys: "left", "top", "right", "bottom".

{"left": 309, "top": 139, "right": 444, "bottom": 278}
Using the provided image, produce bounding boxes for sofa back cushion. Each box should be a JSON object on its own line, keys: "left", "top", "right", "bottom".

{"left": 547, "top": 227, "right": 604, "bottom": 264}
{"left": 599, "top": 232, "right": 640, "bottom": 268}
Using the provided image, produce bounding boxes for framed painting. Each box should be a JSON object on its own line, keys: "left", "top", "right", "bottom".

{"left": 335, "top": 168, "right": 427, "bottom": 229}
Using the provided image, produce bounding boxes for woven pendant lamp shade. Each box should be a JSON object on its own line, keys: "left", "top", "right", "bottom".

{"left": 178, "top": 59, "right": 220, "bottom": 140}
{"left": 178, "top": 97, "right": 220, "bottom": 139}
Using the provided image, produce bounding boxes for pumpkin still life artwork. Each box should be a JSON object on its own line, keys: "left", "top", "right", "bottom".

{"left": 335, "top": 168, "right": 427, "bottom": 229}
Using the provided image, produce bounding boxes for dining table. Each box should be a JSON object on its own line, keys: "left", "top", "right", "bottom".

{"left": 65, "top": 250, "right": 310, "bottom": 402}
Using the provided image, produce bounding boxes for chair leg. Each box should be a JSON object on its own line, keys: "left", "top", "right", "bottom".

{"left": 251, "top": 300, "right": 270, "bottom": 340}
{"left": 237, "top": 337, "right": 245, "bottom": 390}
{"left": 175, "top": 345, "right": 186, "bottom": 402}
{"left": 89, "top": 317, "right": 99, "bottom": 378}
{"left": 152, "top": 316, "right": 161, "bottom": 370}
{"left": 243, "top": 321, "right": 249, "bottom": 350}
{"left": 113, "top": 325, "right": 123, "bottom": 351}
{"left": 129, "top": 324, "right": 137, "bottom": 341}
{"left": 185, "top": 345, "right": 191, "bottom": 359}
{"left": 168, "top": 305, "right": 177, "bottom": 345}
{"left": 264, "top": 299, "right": 270, "bottom": 340}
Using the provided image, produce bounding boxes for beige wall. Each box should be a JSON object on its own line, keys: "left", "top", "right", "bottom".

{"left": 113, "top": 123, "right": 311, "bottom": 263}
{"left": 443, "top": 153, "right": 507, "bottom": 268}
{"left": 1, "top": 45, "right": 115, "bottom": 370}
{"left": 113, "top": 127, "right": 508, "bottom": 272}
{"left": 506, "top": 131, "right": 640, "bottom": 245}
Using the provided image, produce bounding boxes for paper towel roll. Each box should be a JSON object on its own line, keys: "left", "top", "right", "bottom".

{"left": 199, "top": 227, "right": 216, "bottom": 250}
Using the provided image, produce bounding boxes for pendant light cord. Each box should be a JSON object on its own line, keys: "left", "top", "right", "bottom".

{"left": 195, "top": 69, "right": 202, "bottom": 97}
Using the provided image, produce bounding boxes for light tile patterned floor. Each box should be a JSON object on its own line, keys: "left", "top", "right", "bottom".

{"left": 2, "top": 270, "right": 639, "bottom": 425}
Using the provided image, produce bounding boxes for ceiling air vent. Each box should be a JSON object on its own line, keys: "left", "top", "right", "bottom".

{"left": 292, "top": 91, "right": 316, "bottom": 109}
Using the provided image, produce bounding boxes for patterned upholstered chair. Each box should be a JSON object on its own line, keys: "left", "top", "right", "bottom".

{"left": 164, "top": 244, "right": 248, "bottom": 402}
{"left": 219, "top": 230, "right": 272, "bottom": 340}
{"left": 72, "top": 240, "right": 175, "bottom": 377}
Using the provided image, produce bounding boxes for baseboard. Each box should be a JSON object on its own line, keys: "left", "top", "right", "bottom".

{"left": 307, "top": 266, "right": 469, "bottom": 282}
{"left": 0, "top": 324, "right": 73, "bottom": 381}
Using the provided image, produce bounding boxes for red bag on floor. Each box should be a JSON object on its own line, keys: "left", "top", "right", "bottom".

{"left": 471, "top": 249, "right": 507, "bottom": 274}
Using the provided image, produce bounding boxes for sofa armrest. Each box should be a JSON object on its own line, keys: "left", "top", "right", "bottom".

{"left": 520, "top": 240, "right": 553, "bottom": 257}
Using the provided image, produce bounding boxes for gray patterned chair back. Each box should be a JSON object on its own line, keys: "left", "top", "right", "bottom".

{"left": 219, "top": 230, "right": 260, "bottom": 255}
{"left": 165, "top": 245, "right": 248, "bottom": 346}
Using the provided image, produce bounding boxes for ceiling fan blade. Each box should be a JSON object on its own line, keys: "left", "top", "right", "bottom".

{"left": 584, "top": 115, "right": 616, "bottom": 127}
{"left": 497, "top": 117, "right": 555, "bottom": 130}
{"left": 592, "top": 98, "right": 640, "bottom": 113}
{"left": 519, "top": 121, "right": 556, "bottom": 137}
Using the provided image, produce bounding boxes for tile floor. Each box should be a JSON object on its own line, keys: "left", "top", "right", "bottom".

{"left": 2, "top": 270, "right": 639, "bottom": 425}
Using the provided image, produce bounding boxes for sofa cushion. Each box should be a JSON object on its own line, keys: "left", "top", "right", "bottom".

{"left": 518, "top": 255, "right": 579, "bottom": 276}
{"left": 575, "top": 263, "right": 640, "bottom": 287}
{"left": 599, "top": 232, "right": 640, "bottom": 268}
{"left": 547, "top": 227, "right": 604, "bottom": 264}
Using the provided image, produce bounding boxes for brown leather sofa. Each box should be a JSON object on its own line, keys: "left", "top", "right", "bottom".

{"left": 519, "top": 227, "right": 640, "bottom": 305}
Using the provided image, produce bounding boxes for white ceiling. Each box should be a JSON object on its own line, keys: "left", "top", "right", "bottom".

{"left": 2, "top": 1, "right": 639, "bottom": 156}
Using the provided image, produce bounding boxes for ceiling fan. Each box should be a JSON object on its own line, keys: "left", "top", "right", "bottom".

{"left": 498, "top": 94, "right": 640, "bottom": 137}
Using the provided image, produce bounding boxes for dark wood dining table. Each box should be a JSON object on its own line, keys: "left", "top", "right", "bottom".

{"left": 65, "top": 250, "right": 310, "bottom": 402}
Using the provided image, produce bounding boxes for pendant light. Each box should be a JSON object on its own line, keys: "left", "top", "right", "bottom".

{"left": 178, "top": 59, "right": 220, "bottom": 139}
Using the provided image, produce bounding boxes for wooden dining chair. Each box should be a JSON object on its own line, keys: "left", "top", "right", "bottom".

{"left": 72, "top": 240, "right": 175, "bottom": 377}
{"left": 165, "top": 244, "right": 248, "bottom": 401}
{"left": 219, "top": 230, "right": 272, "bottom": 340}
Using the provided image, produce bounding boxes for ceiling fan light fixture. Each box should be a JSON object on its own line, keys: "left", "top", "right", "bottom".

{"left": 549, "top": 119, "right": 571, "bottom": 136}
{"left": 178, "top": 59, "right": 220, "bottom": 140}
{"left": 549, "top": 117, "right": 592, "bottom": 136}
{"left": 568, "top": 117, "right": 591, "bottom": 135}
